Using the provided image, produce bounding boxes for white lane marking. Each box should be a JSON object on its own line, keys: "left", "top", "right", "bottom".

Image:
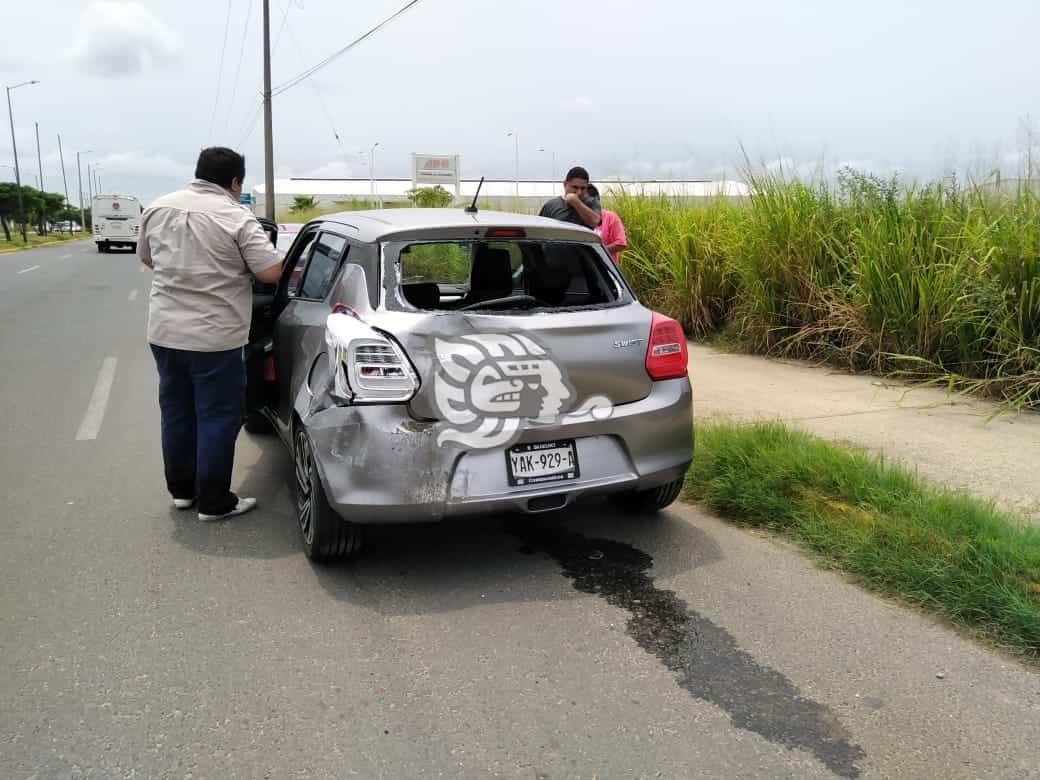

{"left": 76, "top": 357, "right": 118, "bottom": 441}
{"left": 60, "top": 253, "right": 71, "bottom": 259}
{"left": 128, "top": 289, "right": 138, "bottom": 301}
{"left": 17, "top": 265, "right": 40, "bottom": 274}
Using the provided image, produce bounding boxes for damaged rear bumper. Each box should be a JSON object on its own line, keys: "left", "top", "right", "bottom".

{"left": 304, "top": 377, "right": 693, "bottom": 524}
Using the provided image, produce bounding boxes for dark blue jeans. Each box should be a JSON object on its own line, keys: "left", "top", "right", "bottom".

{"left": 151, "top": 345, "right": 244, "bottom": 516}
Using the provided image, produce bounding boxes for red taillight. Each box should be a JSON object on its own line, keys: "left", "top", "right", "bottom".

{"left": 485, "top": 228, "right": 526, "bottom": 238}
{"left": 645, "top": 312, "right": 688, "bottom": 380}
{"left": 263, "top": 355, "right": 277, "bottom": 382}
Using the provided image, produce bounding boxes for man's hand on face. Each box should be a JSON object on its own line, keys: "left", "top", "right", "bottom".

{"left": 563, "top": 192, "right": 582, "bottom": 207}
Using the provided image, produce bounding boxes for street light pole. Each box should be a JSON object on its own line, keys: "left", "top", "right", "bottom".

{"left": 538, "top": 148, "right": 556, "bottom": 181}
{"left": 34, "top": 122, "right": 43, "bottom": 191}
{"left": 87, "top": 163, "right": 94, "bottom": 203}
{"left": 262, "top": 0, "right": 275, "bottom": 221}
{"left": 507, "top": 132, "right": 519, "bottom": 197}
{"left": 370, "top": 142, "right": 380, "bottom": 206}
{"left": 35, "top": 121, "right": 45, "bottom": 233}
{"left": 5, "top": 79, "right": 40, "bottom": 242}
{"left": 57, "top": 134, "right": 71, "bottom": 233}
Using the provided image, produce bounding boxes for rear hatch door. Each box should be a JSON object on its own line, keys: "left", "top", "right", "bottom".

{"left": 104, "top": 217, "right": 131, "bottom": 237}
{"left": 394, "top": 304, "right": 654, "bottom": 422}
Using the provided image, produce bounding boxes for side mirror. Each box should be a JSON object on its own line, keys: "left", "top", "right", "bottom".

{"left": 257, "top": 217, "right": 278, "bottom": 247}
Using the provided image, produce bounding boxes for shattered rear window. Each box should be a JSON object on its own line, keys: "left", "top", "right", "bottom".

{"left": 394, "top": 240, "right": 622, "bottom": 312}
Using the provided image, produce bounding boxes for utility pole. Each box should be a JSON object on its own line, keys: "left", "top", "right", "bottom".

{"left": 262, "top": 0, "right": 275, "bottom": 220}
{"left": 6, "top": 80, "right": 40, "bottom": 242}
{"left": 57, "top": 134, "right": 70, "bottom": 233}
{"left": 35, "top": 122, "right": 44, "bottom": 233}
{"left": 76, "top": 151, "right": 85, "bottom": 232}
{"left": 87, "top": 163, "right": 94, "bottom": 203}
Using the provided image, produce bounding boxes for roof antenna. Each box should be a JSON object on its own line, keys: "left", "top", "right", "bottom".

{"left": 465, "top": 176, "right": 484, "bottom": 213}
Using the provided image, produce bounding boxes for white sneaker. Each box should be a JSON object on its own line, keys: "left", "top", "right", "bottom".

{"left": 173, "top": 498, "right": 197, "bottom": 510}
{"left": 198, "top": 496, "right": 258, "bottom": 522}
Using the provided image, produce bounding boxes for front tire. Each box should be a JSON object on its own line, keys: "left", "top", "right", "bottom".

{"left": 96, "top": 243, "right": 105, "bottom": 253}
{"left": 610, "top": 477, "right": 684, "bottom": 514}
{"left": 294, "top": 426, "right": 363, "bottom": 561}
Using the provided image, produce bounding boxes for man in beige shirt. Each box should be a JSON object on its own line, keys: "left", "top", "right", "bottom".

{"left": 138, "top": 147, "right": 282, "bottom": 520}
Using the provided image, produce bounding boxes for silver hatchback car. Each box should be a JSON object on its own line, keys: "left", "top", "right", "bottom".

{"left": 246, "top": 208, "right": 692, "bottom": 561}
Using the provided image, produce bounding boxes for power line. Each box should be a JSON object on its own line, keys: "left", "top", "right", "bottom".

{"left": 272, "top": 0, "right": 424, "bottom": 97}
{"left": 284, "top": 14, "right": 352, "bottom": 165}
{"left": 272, "top": 0, "right": 293, "bottom": 50}
{"left": 237, "top": 101, "right": 263, "bottom": 148}
{"left": 223, "top": 0, "right": 256, "bottom": 138}
{"left": 206, "top": 0, "right": 234, "bottom": 143}
{"left": 234, "top": 0, "right": 293, "bottom": 148}
{"left": 240, "top": 9, "right": 358, "bottom": 161}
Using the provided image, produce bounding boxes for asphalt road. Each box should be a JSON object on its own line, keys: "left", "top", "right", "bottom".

{"left": 1, "top": 241, "right": 1038, "bottom": 779}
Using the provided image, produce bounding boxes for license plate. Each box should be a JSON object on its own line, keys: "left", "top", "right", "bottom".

{"left": 506, "top": 440, "right": 580, "bottom": 487}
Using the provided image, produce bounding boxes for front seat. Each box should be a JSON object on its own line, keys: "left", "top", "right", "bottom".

{"left": 459, "top": 246, "right": 513, "bottom": 307}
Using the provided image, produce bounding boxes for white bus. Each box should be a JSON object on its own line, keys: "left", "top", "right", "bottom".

{"left": 92, "top": 195, "right": 142, "bottom": 253}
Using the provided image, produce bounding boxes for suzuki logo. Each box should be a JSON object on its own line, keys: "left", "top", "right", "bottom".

{"left": 613, "top": 338, "right": 646, "bottom": 349}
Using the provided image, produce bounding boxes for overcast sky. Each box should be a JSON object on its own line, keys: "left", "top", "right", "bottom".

{"left": 2, "top": 0, "right": 1038, "bottom": 204}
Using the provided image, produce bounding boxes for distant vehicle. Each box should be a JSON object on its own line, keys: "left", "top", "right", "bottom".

{"left": 92, "top": 195, "right": 142, "bottom": 253}
{"left": 51, "top": 220, "right": 81, "bottom": 233}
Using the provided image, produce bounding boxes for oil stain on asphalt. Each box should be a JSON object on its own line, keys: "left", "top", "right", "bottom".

{"left": 509, "top": 518, "right": 867, "bottom": 779}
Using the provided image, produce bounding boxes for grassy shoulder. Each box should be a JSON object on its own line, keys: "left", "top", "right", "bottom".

{"left": 683, "top": 421, "right": 1040, "bottom": 658}
{"left": 0, "top": 232, "right": 85, "bottom": 253}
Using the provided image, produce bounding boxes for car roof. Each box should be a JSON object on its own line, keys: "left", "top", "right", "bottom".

{"left": 309, "top": 208, "right": 598, "bottom": 244}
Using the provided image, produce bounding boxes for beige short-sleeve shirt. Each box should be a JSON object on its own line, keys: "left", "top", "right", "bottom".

{"left": 139, "top": 179, "right": 281, "bottom": 352}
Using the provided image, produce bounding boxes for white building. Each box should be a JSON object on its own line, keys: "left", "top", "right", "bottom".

{"left": 252, "top": 177, "right": 750, "bottom": 215}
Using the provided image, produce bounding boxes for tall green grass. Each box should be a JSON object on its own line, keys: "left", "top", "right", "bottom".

{"left": 613, "top": 171, "right": 1040, "bottom": 410}
{"left": 685, "top": 421, "right": 1040, "bottom": 657}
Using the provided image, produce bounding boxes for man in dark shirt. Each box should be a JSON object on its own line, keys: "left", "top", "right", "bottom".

{"left": 539, "top": 166, "right": 602, "bottom": 229}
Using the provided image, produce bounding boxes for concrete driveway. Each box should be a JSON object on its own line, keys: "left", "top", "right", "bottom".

{"left": 689, "top": 344, "right": 1040, "bottom": 522}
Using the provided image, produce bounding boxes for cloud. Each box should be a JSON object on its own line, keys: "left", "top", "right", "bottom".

{"left": 613, "top": 157, "right": 711, "bottom": 180}
{"left": 764, "top": 156, "right": 796, "bottom": 175}
{"left": 95, "top": 151, "right": 188, "bottom": 179}
{"left": 69, "top": 1, "right": 180, "bottom": 78}
{"left": 303, "top": 159, "right": 359, "bottom": 179}
{"left": 560, "top": 96, "right": 597, "bottom": 114}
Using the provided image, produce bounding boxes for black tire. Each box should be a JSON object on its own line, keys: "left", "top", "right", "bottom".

{"left": 243, "top": 410, "right": 273, "bottom": 434}
{"left": 294, "top": 425, "right": 363, "bottom": 561}
{"left": 96, "top": 243, "right": 105, "bottom": 253}
{"left": 610, "top": 477, "right": 684, "bottom": 514}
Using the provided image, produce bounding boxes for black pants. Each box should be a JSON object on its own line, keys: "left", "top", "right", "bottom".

{"left": 151, "top": 345, "right": 244, "bottom": 515}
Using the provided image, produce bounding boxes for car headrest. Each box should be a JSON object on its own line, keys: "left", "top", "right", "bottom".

{"left": 469, "top": 247, "right": 513, "bottom": 301}
{"left": 402, "top": 282, "right": 440, "bottom": 310}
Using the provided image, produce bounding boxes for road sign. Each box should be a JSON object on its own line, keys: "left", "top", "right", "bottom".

{"left": 412, "top": 154, "right": 461, "bottom": 190}
{"left": 239, "top": 192, "right": 253, "bottom": 205}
